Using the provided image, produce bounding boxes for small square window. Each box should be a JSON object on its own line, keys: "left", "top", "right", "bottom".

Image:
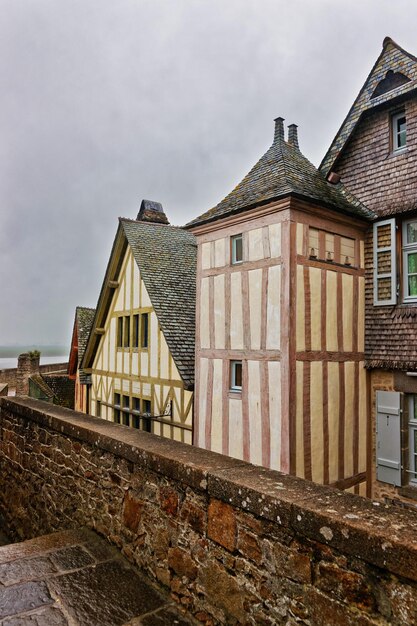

{"left": 392, "top": 111, "right": 406, "bottom": 152}
{"left": 230, "top": 360, "right": 243, "bottom": 391}
{"left": 231, "top": 234, "right": 243, "bottom": 264}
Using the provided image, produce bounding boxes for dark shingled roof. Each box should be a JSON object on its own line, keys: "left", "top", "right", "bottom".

{"left": 320, "top": 37, "right": 417, "bottom": 177}
{"left": 76, "top": 306, "right": 96, "bottom": 367}
{"left": 187, "top": 118, "right": 375, "bottom": 229}
{"left": 120, "top": 219, "right": 196, "bottom": 389}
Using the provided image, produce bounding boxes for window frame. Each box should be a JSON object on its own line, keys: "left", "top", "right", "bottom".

{"left": 402, "top": 218, "right": 417, "bottom": 302}
{"left": 392, "top": 110, "right": 407, "bottom": 153}
{"left": 114, "top": 393, "right": 121, "bottom": 424}
{"left": 231, "top": 234, "right": 243, "bottom": 265}
{"left": 230, "top": 360, "right": 243, "bottom": 392}
{"left": 373, "top": 218, "right": 397, "bottom": 306}
{"left": 408, "top": 395, "right": 417, "bottom": 486}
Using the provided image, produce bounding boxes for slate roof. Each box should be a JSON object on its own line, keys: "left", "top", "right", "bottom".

{"left": 320, "top": 37, "right": 417, "bottom": 177}
{"left": 120, "top": 219, "right": 196, "bottom": 389}
{"left": 187, "top": 118, "right": 374, "bottom": 229}
{"left": 75, "top": 307, "right": 96, "bottom": 367}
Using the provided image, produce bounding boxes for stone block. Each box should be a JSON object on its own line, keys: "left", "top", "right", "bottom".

{"left": 207, "top": 499, "right": 236, "bottom": 552}
{"left": 168, "top": 547, "right": 198, "bottom": 580}
{"left": 122, "top": 491, "right": 144, "bottom": 533}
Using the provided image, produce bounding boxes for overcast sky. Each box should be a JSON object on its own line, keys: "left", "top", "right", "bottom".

{"left": 1, "top": 0, "right": 416, "bottom": 348}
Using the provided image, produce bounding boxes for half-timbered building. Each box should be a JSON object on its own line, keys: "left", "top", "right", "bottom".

{"left": 68, "top": 306, "right": 96, "bottom": 412}
{"left": 187, "top": 118, "right": 375, "bottom": 495}
{"left": 321, "top": 37, "right": 417, "bottom": 503}
{"left": 81, "top": 200, "right": 196, "bottom": 444}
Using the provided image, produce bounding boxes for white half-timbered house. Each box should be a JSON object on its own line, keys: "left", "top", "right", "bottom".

{"left": 82, "top": 201, "right": 196, "bottom": 444}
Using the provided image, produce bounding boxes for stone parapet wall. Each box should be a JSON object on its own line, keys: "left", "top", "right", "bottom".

{"left": 1, "top": 397, "right": 417, "bottom": 625}
{"left": 0, "top": 362, "right": 68, "bottom": 389}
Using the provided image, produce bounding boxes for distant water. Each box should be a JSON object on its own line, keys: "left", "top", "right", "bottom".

{"left": 0, "top": 356, "right": 68, "bottom": 371}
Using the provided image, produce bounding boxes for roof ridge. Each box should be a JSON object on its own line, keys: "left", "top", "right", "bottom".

{"left": 320, "top": 37, "right": 417, "bottom": 176}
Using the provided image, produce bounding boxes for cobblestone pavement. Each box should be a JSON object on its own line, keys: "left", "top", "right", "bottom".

{"left": 0, "top": 528, "right": 193, "bottom": 625}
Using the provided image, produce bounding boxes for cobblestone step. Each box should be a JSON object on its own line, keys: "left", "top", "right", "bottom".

{"left": 0, "top": 527, "right": 192, "bottom": 626}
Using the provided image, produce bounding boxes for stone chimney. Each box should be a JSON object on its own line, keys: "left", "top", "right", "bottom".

{"left": 16, "top": 352, "right": 40, "bottom": 396}
{"left": 136, "top": 200, "right": 169, "bottom": 225}
{"left": 287, "top": 124, "right": 299, "bottom": 150}
{"left": 273, "top": 117, "right": 285, "bottom": 146}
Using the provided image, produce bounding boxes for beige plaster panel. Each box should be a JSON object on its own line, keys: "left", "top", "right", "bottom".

{"left": 197, "top": 357, "right": 209, "bottom": 448}
{"left": 266, "top": 265, "right": 281, "bottom": 350}
{"left": 214, "top": 238, "right": 226, "bottom": 268}
{"left": 326, "top": 271, "right": 338, "bottom": 351}
{"left": 201, "top": 242, "right": 211, "bottom": 270}
{"left": 296, "top": 223, "right": 304, "bottom": 255}
{"left": 248, "top": 228, "right": 264, "bottom": 262}
{"left": 344, "top": 361, "right": 355, "bottom": 479}
{"left": 248, "top": 360, "right": 262, "bottom": 467}
{"left": 214, "top": 274, "right": 226, "bottom": 349}
{"left": 228, "top": 398, "right": 243, "bottom": 461}
{"left": 310, "top": 361, "right": 324, "bottom": 484}
{"left": 342, "top": 273, "right": 353, "bottom": 352}
{"left": 327, "top": 361, "right": 340, "bottom": 483}
{"left": 230, "top": 272, "right": 244, "bottom": 349}
{"left": 269, "top": 361, "right": 281, "bottom": 471}
{"left": 211, "top": 359, "right": 224, "bottom": 454}
{"left": 200, "top": 278, "right": 210, "bottom": 349}
{"left": 296, "top": 265, "right": 305, "bottom": 352}
{"left": 310, "top": 267, "right": 322, "bottom": 351}
{"left": 295, "top": 361, "right": 305, "bottom": 479}
{"left": 248, "top": 269, "right": 262, "bottom": 350}
{"left": 269, "top": 222, "right": 281, "bottom": 258}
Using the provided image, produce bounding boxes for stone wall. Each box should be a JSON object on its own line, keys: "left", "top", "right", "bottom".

{"left": 0, "top": 362, "right": 68, "bottom": 390}
{"left": 1, "top": 397, "right": 417, "bottom": 625}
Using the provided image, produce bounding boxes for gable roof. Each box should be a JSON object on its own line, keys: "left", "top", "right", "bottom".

{"left": 320, "top": 37, "right": 417, "bottom": 177}
{"left": 186, "top": 118, "right": 374, "bottom": 230}
{"left": 68, "top": 306, "right": 96, "bottom": 378}
{"left": 82, "top": 216, "right": 196, "bottom": 390}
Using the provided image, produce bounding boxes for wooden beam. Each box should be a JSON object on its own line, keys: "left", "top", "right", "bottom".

{"left": 108, "top": 280, "right": 119, "bottom": 288}
{"left": 95, "top": 328, "right": 105, "bottom": 335}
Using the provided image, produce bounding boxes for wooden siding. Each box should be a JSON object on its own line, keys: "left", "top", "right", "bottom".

{"left": 90, "top": 247, "right": 193, "bottom": 444}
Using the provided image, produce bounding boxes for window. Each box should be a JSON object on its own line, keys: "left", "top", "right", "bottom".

{"left": 117, "top": 312, "right": 149, "bottom": 350}
{"left": 392, "top": 111, "right": 406, "bottom": 152}
{"left": 123, "top": 316, "right": 130, "bottom": 348}
{"left": 141, "top": 313, "right": 149, "bottom": 348}
{"left": 132, "top": 397, "right": 152, "bottom": 432}
{"left": 122, "top": 395, "right": 130, "bottom": 426}
{"left": 132, "top": 314, "right": 139, "bottom": 348}
{"left": 373, "top": 219, "right": 397, "bottom": 305}
{"left": 230, "top": 360, "right": 243, "bottom": 391}
{"left": 96, "top": 400, "right": 101, "bottom": 418}
{"left": 114, "top": 393, "right": 121, "bottom": 424}
{"left": 231, "top": 234, "right": 243, "bottom": 264}
{"left": 402, "top": 219, "right": 417, "bottom": 301}
{"left": 117, "top": 317, "right": 123, "bottom": 347}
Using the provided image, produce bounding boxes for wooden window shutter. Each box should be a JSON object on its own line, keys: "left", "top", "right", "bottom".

{"left": 373, "top": 219, "right": 397, "bottom": 305}
{"left": 376, "top": 390, "right": 402, "bottom": 486}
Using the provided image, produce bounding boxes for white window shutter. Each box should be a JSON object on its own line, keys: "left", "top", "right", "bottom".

{"left": 373, "top": 219, "right": 397, "bottom": 305}
{"left": 376, "top": 390, "right": 402, "bottom": 486}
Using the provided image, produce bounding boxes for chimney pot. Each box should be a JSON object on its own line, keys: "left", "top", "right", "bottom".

{"left": 288, "top": 124, "right": 299, "bottom": 149}
{"left": 273, "top": 117, "right": 285, "bottom": 146}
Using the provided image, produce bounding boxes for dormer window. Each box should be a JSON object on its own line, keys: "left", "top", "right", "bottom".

{"left": 392, "top": 111, "right": 406, "bottom": 152}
